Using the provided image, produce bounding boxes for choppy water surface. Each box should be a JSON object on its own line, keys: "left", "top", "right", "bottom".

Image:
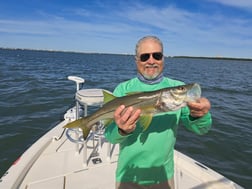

{"left": 0, "top": 49, "right": 251, "bottom": 188}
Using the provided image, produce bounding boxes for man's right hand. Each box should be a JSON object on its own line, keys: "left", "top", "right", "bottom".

{"left": 114, "top": 105, "right": 141, "bottom": 135}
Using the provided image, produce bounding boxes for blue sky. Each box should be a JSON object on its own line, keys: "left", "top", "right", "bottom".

{"left": 0, "top": 0, "right": 252, "bottom": 58}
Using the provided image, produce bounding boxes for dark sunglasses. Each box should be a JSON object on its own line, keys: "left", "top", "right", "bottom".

{"left": 139, "top": 52, "right": 163, "bottom": 62}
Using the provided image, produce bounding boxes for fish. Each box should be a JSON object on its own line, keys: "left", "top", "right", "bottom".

{"left": 64, "top": 83, "right": 201, "bottom": 139}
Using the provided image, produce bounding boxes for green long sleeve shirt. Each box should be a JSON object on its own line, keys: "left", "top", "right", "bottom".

{"left": 105, "top": 77, "right": 212, "bottom": 185}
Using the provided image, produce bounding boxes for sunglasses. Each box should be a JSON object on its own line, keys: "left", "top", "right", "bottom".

{"left": 139, "top": 52, "right": 163, "bottom": 62}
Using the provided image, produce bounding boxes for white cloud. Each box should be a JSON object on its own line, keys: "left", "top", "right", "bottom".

{"left": 0, "top": 20, "right": 56, "bottom": 35}
{"left": 207, "top": 0, "right": 252, "bottom": 9}
{"left": 122, "top": 4, "right": 252, "bottom": 43}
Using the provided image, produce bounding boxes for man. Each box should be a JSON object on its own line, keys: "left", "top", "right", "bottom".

{"left": 105, "top": 36, "right": 212, "bottom": 189}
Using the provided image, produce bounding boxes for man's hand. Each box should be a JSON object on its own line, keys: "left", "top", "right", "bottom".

{"left": 114, "top": 105, "right": 141, "bottom": 135}
{"left": 187, "top": 97, "right": 211, "bottom": 118}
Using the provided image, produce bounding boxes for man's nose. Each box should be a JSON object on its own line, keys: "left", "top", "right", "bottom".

{"left": 148, "top": 54, "right": 155, "bottom": 63}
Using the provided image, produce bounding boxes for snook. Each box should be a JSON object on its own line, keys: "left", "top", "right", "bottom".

{"left": 64, "top": 83, "right": 201, "bottom": 139}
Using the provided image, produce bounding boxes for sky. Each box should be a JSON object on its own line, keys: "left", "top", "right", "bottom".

{"left": 0, "top": 0, "right": 252, "bottom": 58}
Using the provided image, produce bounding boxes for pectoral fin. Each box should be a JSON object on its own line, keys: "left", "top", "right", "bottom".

{"left": 139, "top": 114, "right": 153, "bottom": 131}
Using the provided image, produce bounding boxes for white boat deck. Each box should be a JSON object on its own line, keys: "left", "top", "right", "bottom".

{"left": 0, "top": 119, "right": 243, "bottom": 189}
{"left": 18, "top": 120, "right": 119, "bottom": 189}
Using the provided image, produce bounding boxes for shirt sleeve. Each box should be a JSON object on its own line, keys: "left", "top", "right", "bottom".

{"left": 105, "top": 121, "right": 131, "bottom": 144}
{"left": 180, "top": 106, "right": 212, "bottom": 135}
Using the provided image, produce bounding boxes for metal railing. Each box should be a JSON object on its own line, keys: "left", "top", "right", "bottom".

{"left": 66, "top": 76, "right": 112, "bottom": 167}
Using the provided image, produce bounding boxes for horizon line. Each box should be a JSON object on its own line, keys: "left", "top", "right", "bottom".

{"left": 1, "top": 47, "right": 251, "bottom": 61}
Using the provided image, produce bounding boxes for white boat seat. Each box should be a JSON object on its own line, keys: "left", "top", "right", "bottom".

{"left": 75, "top": 88, "right": 106, "bottom": 106}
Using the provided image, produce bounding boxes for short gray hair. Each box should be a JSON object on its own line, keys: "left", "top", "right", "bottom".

{"left": 135, "top": 36, "right": 163, "bottom": 56}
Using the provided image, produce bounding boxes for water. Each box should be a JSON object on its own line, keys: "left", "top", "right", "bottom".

{"left": 0, "top": 49, "right": 251, "bottom": 188}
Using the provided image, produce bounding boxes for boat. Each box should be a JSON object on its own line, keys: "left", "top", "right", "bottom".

{"left": 0, "top": 76, "right": 244, "bottom": 189}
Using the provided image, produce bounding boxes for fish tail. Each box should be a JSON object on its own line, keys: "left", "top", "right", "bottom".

{"left": 64, "top": 118, "right": 91, "bottom": 140}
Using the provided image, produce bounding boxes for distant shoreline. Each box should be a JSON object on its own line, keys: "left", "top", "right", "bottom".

{"left": 1, "top": 47, "right": 251, "bottom": 61}
{"left": 170, "top": 56, "right": 252, "bottom": 61}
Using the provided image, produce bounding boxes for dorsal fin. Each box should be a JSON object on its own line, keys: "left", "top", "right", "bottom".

{"left": 103, "top": 90, "right": 116, "bottom": 104}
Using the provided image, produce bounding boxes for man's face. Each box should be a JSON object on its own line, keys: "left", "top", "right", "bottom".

{"left": 135, "top": 39, "right": 164, "bottom": 79}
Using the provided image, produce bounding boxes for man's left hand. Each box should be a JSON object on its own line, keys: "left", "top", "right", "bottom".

{"left": 187, "top": 97, "right": 211, "bottom": 118}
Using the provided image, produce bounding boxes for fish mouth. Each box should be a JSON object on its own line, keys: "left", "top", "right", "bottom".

{"left": 186, "top": 83, "right": 201, "bottom": 101}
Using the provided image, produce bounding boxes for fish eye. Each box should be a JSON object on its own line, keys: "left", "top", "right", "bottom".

{"left": 172, "top": 86, "right": 187, "bottom": 95}
{"left": 177, "top": 86, "right": 185, "bottom": 91}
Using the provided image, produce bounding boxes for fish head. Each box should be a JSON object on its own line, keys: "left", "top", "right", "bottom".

{"left": 158, "top": 83, "right": 201, "bottom": 111}
{"left": 184, "top": 83, "right": 201, "bottom": 102}
{"left": 169, "top": 83, "right": 201, "bottom": 101}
